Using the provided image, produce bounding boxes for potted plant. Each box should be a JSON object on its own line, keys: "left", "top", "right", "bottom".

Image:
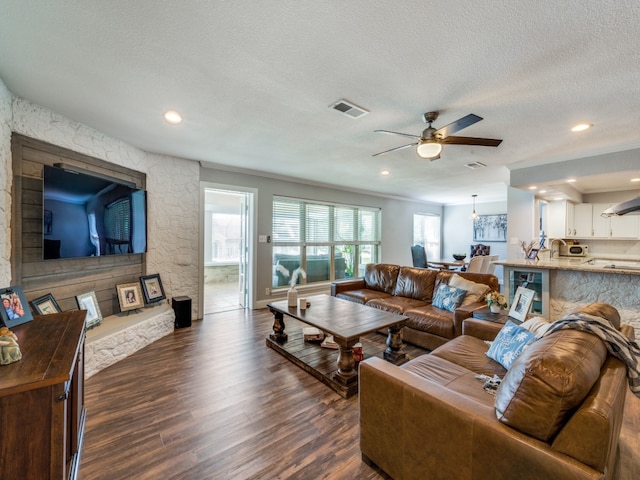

{"left": 486, "top": 291, "right": 508, "bottom": 313}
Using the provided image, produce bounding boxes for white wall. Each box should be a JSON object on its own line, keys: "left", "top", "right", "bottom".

{"left": 3, "top": 93, "right": 200, "bottom": 316}
{"left": 443, "top": 200, "right": 508, "bottom": 285}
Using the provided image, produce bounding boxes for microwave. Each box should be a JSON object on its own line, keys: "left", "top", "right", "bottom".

{"left": 559, "top": 245, "right": 589, "bottom": 257}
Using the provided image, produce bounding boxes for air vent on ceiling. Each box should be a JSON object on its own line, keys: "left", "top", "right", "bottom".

{"left": 330, "top": 99, "right": 369, "bottom": 119}
{"left": 464, "top": 162, "right": 487, "bottom": 169}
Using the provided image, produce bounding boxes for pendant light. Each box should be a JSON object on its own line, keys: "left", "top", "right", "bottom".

{"left": 471, "top": 194, "right": 478, "bottom": 219}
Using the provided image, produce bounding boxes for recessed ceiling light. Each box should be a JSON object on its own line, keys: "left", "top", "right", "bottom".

{"left": 380, "top": 169, "right": 390, "bottom": 176}
{"left": 554, "top": 196, "right": 564, "bottom": 201}
{"left": 529, "top": 186, "right": 537, "bottom": 190}
{"left": 571, "top": 123, "right": 592, "bottom": 132}
{"left": 539, "top": 190, "right": 547, "bottom": 194}
{"left": 163, "top": 110, "right": 182, "bottom": 124}
{"left": 631, "top": 178, "right": 640, "bottom": 183}
{"left": 567, "top": 178, "right": 576, "bottom": 183}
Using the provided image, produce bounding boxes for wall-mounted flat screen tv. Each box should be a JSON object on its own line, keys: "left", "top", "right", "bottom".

{"left": 42, "top": 165, "right": 147, "bottom": 260}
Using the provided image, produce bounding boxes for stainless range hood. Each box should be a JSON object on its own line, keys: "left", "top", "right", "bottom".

{"left": 601, "top": 195, "right": 640, "bottom": 217}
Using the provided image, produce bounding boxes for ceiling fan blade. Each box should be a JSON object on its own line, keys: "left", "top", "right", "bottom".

{"left": 374, "top": 129, "right": 421, "bottom": 139}
{"left": 372, "top": 142, "right": 418, "bottom": 157}
{"left": 433, "top": 113, "right": 483, "bottom": 139}
{"left": 440, "top": 136, "right": 502, "bottom": 147}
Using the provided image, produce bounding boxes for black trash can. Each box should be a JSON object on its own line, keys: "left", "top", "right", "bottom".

{"left": 172, "top": 296, "right": 192, "bottom": 328}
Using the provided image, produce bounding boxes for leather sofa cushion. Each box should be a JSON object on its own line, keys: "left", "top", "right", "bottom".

{"left": 335, "top": 289, "right": 390, "bottom": 305}
{"left": 392, "top": 266, "right": 437, "bottom": 302}
{"left": 364, "top": 263, "right": 400, "bottom": 294}
{"left": 431, "top": 335, "right": 507, "bottom": 377}
{"left": 404, "top": 305, "right": 455, "bottom": 340}
{"left": 495, "top": 329, "right": 607, "bottom": 442}
{"left": 401, "top": 354, "right": 495, "bottom": 407}
{"left": 367, "top": 296, "right": 427, "bottom": 314}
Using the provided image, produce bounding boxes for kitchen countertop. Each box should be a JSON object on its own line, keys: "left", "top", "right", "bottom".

{"left": 495, "top": 257, "right": 640, "bottom": 275}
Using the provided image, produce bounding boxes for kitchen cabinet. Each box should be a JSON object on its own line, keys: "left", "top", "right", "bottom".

{"left": 0, "top": 310, "right": 86, "bottom": 480}
{"left": 504, "top": 266, "right": 549, "bottom": 318}
{"left": 561, "top": 203, "right": 639, "bottom": 239}
{"left": 548, "top": 201, "right": 575, "bottom": 238}
{"left": 573, "top": 203, "right": 593, "bottom": 237}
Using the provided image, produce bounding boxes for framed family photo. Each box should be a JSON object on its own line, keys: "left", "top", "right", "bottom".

{"left": 508, "top": 286, "right": 535, "bottom": 322}
{"left": 1, "top": 285, "right": 34, "bottom": 328}
{"left": 140, "top": 274, "right": 166, "bottom": 304}
{"left": 76, "top": 291, "right": 103, "bottom": 329}
{"left": 31, "top": 293, "right": 62, "bottom": 315}
{"left": 116, "top": 282, "right": 144, "bottom": 312}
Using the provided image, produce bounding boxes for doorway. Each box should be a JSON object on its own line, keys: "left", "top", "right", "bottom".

{"left": 201, "top": 186, "right": 254, "bottom": 315}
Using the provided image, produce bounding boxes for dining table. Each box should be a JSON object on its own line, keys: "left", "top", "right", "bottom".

{"left": 427, "top": 258, "right": 467, "bottom": 270}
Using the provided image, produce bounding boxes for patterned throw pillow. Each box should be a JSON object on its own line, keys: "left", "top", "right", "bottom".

{"left": 432, "top": 284, "right": 467, "bottom": 312}
{"left": 486, "top": 320, "right": 536, "bottom": 369}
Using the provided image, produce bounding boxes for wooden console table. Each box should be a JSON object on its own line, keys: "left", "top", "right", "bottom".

{"left": 0, "top": 310, "right": 86, "bottom": 480}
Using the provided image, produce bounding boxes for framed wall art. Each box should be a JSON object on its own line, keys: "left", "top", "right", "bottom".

{"left": 116, "top": 282, "right": 144, "bottom": 312}
{"left": 140, "top": 274, "right": 166, "bottom": 304}
{"left": 76, "top": 291, "right": 103, "bottom": 329}
{"left": 31, "top": 293, "right": 62, "bottom": 315}
{"left": 1, "top": 285, "right": 34, "bottom": 328}
{"left": 508, "top": 286, "right": 535, "bottom": 323}
{"left": 473, "top": 214, "right": 507, "bottom": 242}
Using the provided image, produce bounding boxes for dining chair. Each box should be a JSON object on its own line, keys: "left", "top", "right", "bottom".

{"left": 411, "top": 245, "right": 428, "bottom": 268}
{"left": 482, "top": 255, "right": 499, "bottom": 274}
{"left": 466, "top": 255, "right": 485, "bottom": 273}
{"left": 470, "top": 244, "right": 491, "bottom": 257}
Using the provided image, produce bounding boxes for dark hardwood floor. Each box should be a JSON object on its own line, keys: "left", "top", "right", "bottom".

{"left": 80, "top": 308, "right": 640, "bottom": 480}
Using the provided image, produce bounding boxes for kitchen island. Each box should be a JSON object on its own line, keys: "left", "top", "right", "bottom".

{"left": 495, "top": 257, "right": 640, "bottom": 339}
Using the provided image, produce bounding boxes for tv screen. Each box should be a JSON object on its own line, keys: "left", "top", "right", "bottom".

{"left": 42, "top": 165, "right": 147, "bottom": 260}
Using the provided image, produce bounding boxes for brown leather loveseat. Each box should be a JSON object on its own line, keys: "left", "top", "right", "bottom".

{"left": 330, "top": 263, "right": 499, "bottom": 350}
{"left": 359, "top": 304, "right": 632, "bottom": 480}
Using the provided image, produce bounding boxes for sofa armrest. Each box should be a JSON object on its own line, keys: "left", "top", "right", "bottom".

{"left": 330, "top": 278, "right": 365, "bottom": 296}
{"left": 453, "top": 302, "right": 486, "bottom": 337}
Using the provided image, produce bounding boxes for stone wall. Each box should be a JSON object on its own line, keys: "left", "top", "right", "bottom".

{"left": 0, "top": 79, "right": 12, "bottom": 287}
{"left": 551, "top": 270, "right": 640, "bottom": 340}
{"left": 7, "top": 97, "right": 200, "bottom": 317}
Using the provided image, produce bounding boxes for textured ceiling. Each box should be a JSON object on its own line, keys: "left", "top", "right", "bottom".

{"left": 1, "top": 1, "right": 640, "bottom": 205}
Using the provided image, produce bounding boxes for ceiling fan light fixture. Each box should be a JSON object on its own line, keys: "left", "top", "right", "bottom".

{"left": 416, "top": 140, "right": 442, "bottom": 160}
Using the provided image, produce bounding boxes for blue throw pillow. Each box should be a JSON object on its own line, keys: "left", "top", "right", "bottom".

{"left": 432, "top": 284, "right": 467, "bottom": 312}
{"left": 486, "top": 320, "right": 536, "bottom": 369}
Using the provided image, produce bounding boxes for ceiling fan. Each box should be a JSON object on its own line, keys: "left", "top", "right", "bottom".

{"left": 373, "top": 111, "right": 502, "bottom": 160}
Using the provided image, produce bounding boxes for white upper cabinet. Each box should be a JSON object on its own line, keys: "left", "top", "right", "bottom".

{"left": 570, "top": 203, "right": 640, "bottom": 239}
{"left": 548, "top": 201, "right": 575, "bottom": 238}
{"left": 573, "top": 203, "right": 593, "bottom": 237}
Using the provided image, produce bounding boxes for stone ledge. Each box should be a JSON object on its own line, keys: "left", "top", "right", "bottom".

{"left": 85, "top": 303, "right": 175, "bottom": 378}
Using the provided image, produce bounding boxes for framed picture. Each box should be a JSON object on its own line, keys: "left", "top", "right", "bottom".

{"left": 508, "top": 286, "right": 535, "bottom": 322}
{"left": 473, "top": 214, "right": 507, "bottom": 242}
{"left": 116, "top": 282, "right": 144, "bottom": 312}
{"left": 31, "top": 293, "right": 62, "bottom": 315}
{"left": 76, "top": 291, "right": 103, "bottom": 329}
{"left": 0, "top": 285, "right": 34, "bottom": 328}
{"left": 140, "top": 274, "right": 166, "bottom": 304}
{"left": 527, "top": 248, "right": 539, "bottom": 260}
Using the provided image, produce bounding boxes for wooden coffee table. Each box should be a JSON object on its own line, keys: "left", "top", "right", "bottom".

{"left": 266, "top": 294, "right": 408, "bottom": 398}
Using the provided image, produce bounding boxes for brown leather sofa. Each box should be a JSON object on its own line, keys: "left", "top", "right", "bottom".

{"left": 359, "top": 319, "right": 632, "bottom": 480}
{"left": 330, "top": 263, "right": 499, "bottom": 350}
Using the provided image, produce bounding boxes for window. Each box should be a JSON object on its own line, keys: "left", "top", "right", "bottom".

{"left": 414, "top": 213, "right": 441, "bottom": 261}
{"left": 272, "top": 197, "right": 381, "bottom": 288}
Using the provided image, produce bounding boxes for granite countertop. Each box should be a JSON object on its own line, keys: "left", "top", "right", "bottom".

{"left": 495, "top": 257, "right": 640, "bottom": 275}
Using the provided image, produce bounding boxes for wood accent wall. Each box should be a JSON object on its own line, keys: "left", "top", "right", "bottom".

{"left": 10, "top": 134, "right": 146, "bottom": 317}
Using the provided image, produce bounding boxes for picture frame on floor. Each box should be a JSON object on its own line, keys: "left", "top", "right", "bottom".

{"left": 508, "top": 286, "right": 535, "bottom": 322}
{"left": 76, "top": 291, "right": 103, "bottom": 329}
{"left": 1, "top": 285, "right": 34, "bottom": 328}
{"left": 140, "top": 273, "right": 166, "bottom": 304}
{"left": 31, "top": 293, "right": 62, "bottom": 315}
{"left": 116, "top": 282, "right": 144, "bottom": 312}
